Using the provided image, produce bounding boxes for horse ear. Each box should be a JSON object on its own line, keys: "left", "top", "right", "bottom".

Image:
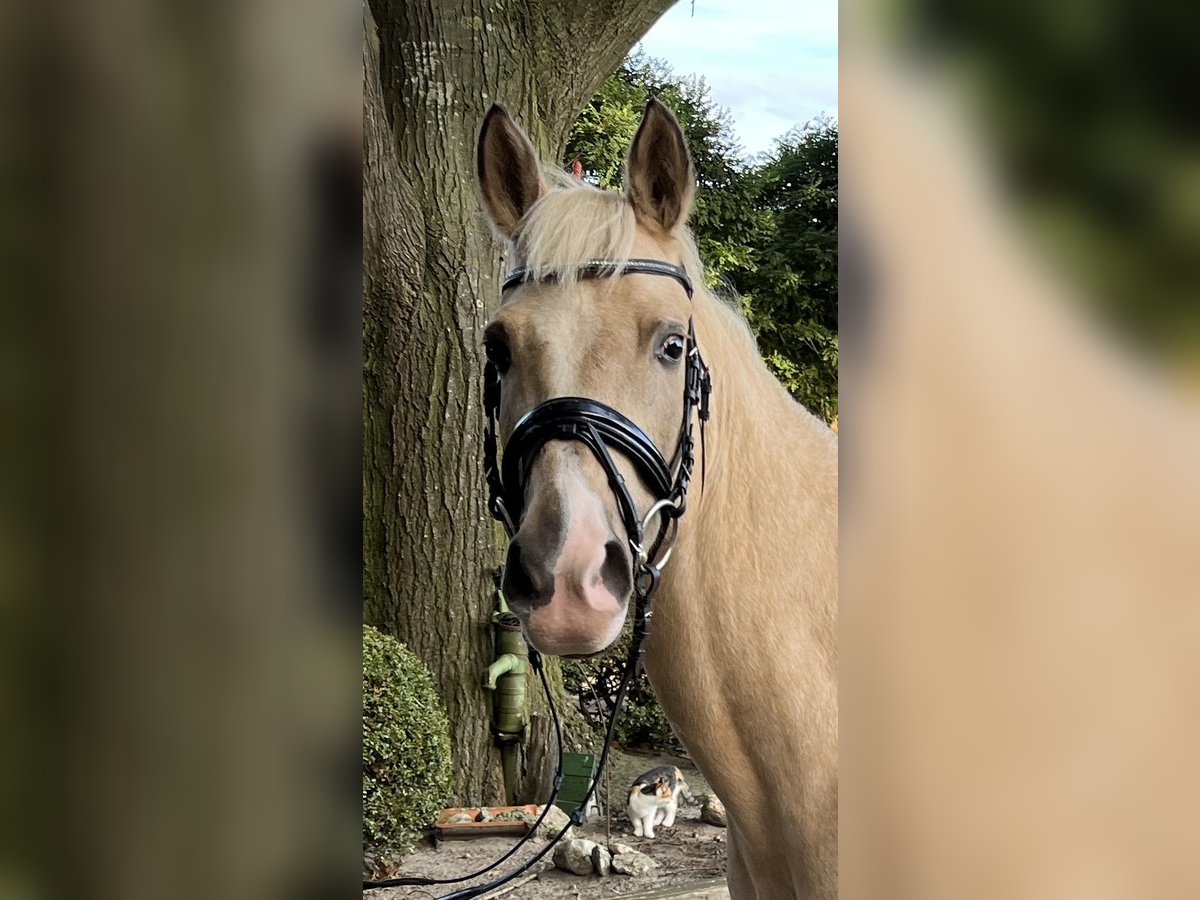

{"left": 625, "top": 98, "right": 695, "bottom": 233}
{"left": 476, "top": 104, "right": 547, "bottom": 238}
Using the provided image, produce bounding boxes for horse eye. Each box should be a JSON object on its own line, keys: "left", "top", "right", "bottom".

{"left": 484, "top": 336, "right": 511, "bottom": 373}
{"left": 657, "top": 335, "right": 686, "bottom": 364}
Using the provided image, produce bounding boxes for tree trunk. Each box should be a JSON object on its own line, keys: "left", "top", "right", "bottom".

{"left": 515, "top": 714, "right": 557, "bottom": 806}
{"left": 362, "top": 0, "right": 675, "bottom": 802}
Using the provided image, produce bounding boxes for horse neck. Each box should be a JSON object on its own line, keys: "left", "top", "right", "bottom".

{"left": 668, "top": 291, "right": 837, "bottom": 586}
{"left": 641, "top": 291, "right": 838, "bottom": 889}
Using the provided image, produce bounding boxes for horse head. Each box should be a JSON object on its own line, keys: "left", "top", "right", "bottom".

{"left": 476, "top": 99, "right": 699, "bottom": 658}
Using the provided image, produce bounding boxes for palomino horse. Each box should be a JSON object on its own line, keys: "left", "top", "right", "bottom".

{"left": 475, "top": 100, "right": 838, "bottom": 899}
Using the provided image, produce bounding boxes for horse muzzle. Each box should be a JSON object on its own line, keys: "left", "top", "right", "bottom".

{"left": 501, "top": 479, "right": 633, "bottom": 656}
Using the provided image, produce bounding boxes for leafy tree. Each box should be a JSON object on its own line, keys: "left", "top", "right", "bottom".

{"left": 737, "top": 120, "right": 839, "bottom": 421}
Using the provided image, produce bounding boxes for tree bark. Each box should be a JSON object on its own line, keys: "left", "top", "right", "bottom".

{"left": 362, "top": 0, "right": 675, "bottom": 802}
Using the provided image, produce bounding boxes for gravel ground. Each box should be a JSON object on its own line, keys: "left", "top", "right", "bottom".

{"left": 367, "top": 749, "right": 726, "bottom": 899}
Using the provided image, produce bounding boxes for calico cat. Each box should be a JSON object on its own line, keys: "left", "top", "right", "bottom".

{"left": 626, "top": 765, "right": 697, "bottom": 839}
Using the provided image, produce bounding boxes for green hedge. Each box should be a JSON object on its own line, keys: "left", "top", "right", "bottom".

{"left": 362, "top": 626, "right": 452, "bottom": 851}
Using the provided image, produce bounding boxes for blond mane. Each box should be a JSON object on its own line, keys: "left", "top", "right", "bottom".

{"left": 509, "top": 170, "right": 758, "bottom": 354}
{"left": 510, "top": 172, "right": 637, "bottom": 286}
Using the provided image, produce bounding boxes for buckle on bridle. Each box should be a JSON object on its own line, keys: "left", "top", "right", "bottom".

{"left": 489, "top": 496, "right": 516, "bottom": 536}
{"left": 631, "top": 497, "right": 683, "bottom": 570}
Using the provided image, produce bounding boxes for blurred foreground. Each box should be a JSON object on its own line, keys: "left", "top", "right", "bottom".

{"left": 1, "top": 2, "right": 362, "bottom": 899}
{"left": 841, "top": 2, "right": 1200, "bottom": 898}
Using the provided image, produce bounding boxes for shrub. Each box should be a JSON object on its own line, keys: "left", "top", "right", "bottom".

{"left": 613, "top": 690, "right": 678, "bottom": 748}
{"left": 362, "top": 626, "right": 453, "bottom": 851}
{"left": 562, "top": 632, "right": 681, "bottom": 751}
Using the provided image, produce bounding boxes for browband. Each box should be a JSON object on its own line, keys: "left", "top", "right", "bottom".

{"left": 502, "top": 258, "right": 694, "bottom": 299}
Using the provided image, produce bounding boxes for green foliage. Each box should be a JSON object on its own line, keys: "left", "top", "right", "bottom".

{"left": 565, "top": 54, "right": 838, "bottom": 422}
{"left": 737, "top": 120, "right": 839, "bottom": 421}
{"left": 561, "top": 634, "right": 681, "bottom": 750}
{"left": 613, "top": 689, "right": 678, "bottom": 748}
{"left": 362, "top": 626, "right": 453, "bottom": 851}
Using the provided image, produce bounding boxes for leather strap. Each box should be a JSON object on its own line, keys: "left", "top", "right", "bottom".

{"left": 502, "top": 257, "right": 694, "bottom": 299}
{"left": 500, "top": 397, "right": 673, "bottom": 537}
{"left": 501, "top": 403, "right": 676, "bottom": 513}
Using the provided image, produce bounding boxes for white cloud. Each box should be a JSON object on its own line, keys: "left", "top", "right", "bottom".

{"left": 638, "top": 0, "right": 838, "bottom": 156}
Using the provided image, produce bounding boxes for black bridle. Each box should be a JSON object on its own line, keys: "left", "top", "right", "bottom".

{"left": 486, "top": 259, "right": 710, "bottom": 545}
{"left": 363, "top": 258, "right": 711, "bottom": 898}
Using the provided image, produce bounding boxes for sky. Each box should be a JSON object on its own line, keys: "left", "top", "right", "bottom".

{"left": 637, "top": 0, "right": 838, "bottom": 159}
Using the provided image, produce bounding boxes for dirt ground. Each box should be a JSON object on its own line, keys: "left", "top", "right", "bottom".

{"left": 367, "top": 749, "right": 727, "bottom": 899}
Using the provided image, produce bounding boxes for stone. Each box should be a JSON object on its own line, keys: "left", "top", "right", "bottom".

{"left": 553, "top": 838, "right": 598, "bottom": 876}
{"left": 608, "top": 841, "right": 635, "bottom": 856}
{"left": 535, "top": 804, "right": 574, "bottom": 840}
{"left": 611, "top": 849, "right": 659, "bottom": 877}
{"left": 700, "top": 795, "right": 727, "bottom": 827}
{"left": 591, "top": 844, "right": 612, "bottom": 876}
{"left": 475, "top": 808, "right": 494, "bottom": 822}
{"left": 445, "top": 812, "right": 474, "bottom": 824}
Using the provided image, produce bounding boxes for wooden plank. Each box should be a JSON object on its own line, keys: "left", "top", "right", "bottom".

{"left": 619, "top": 878, "right": 729, "bottom": 899}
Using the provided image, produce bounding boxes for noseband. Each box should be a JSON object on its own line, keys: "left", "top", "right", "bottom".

{"left": 363, "top": 258, "right": 711, "bottom": 898}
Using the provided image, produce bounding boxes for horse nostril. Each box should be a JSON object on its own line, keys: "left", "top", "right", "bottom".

{"left": 502, "top": 540, "right": 533, "bottom": 606}
{"left": 502, "top": 538, "right": 553, "bottom": 609}
{"left": 600, "top": 539, "right": 632, "bottom": 601}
